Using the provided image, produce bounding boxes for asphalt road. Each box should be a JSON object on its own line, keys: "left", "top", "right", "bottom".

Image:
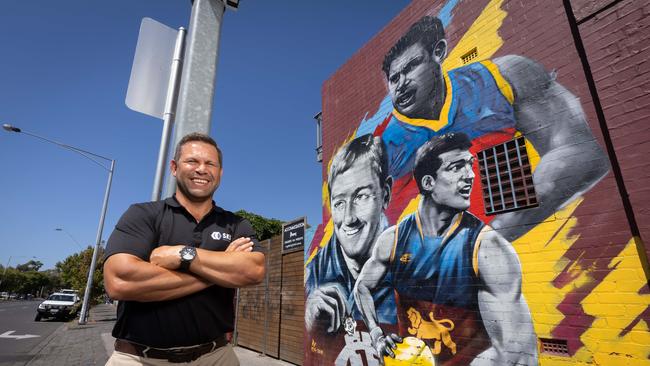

{"left": 0, "top": 300, "right": 64, "bottom": 365}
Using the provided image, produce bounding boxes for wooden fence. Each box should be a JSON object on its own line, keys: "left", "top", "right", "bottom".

{"left": 235, "top": 235, "right": 304, "bottom": 365}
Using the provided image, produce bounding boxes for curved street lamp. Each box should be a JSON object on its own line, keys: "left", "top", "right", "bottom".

{"left": 3, "top": 123, "right": 114, "bottom": 325}
{"left": 55, "top": 228, "right": 84, "bottom": 250}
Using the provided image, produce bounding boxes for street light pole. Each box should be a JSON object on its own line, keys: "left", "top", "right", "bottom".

{"left": 2, "top": 123, "right": 115, "bottom": 325}
{"left": 0, "top": 256, "right": 12, "bottom": 289}
{"left": 55, "top": 228, "right": 84, "bottom": 250}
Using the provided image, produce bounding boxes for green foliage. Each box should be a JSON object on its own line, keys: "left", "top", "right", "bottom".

{"left": 0, "top": 260, "right": 58, "bottom": 296}
{"left": 1, "top": 248, "right": 105, "bottom": 301}
{"left": 55, "top": 245, "right": 105, "bottom": 303}
{"left": 235, "top": 210, "right": 283, "bottom": 241}
{"left": 16, "top": 259, "right": 43, "bottom": 272}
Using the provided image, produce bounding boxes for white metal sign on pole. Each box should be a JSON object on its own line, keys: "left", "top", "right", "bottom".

{"left": 125, "top": 17, "right": 186, "bottom": 201}
{"left": 126, "top": 18, "right": 178, "bottom": 119}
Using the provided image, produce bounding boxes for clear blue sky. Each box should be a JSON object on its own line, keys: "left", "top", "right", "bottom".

{"left": 0, "top": 1, "right": 409, "bottom": 270}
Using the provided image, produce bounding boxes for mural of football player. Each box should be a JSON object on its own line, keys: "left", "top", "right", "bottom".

{"left": 354, "top": 133, "right": 537, "bottom": 365}
{"left": 376, "top": 15, "right": 609, "bottom": 241}
{"left": 305, "top": 134, "right": 395, "bottom": 336}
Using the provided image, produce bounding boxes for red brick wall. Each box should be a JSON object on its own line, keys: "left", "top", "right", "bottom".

{"left": 579, "top": 0, "right": 650, "bottom": 250}
{"left": 309, "top": 0, "right": 649, "bottom": 364}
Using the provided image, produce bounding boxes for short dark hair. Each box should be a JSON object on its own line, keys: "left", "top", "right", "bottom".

{"left": 413, "top": 133, "right": 472, "bottom": 193}
{"left": 328, "top": 134, "right": 388, "bottom": 196}
{"left": 173, "top": 132, "right": 222, "bottom": 166}
{"left": 382, "top": 16, "right": 445, "bottom": 78}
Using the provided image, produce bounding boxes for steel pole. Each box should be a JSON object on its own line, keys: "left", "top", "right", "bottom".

{"left": 164, "top": 0, "right": 226, "bottom": 198}
{"left": 151, "top": 27, "right": 187, "bottom": 201}
{"left": 78, "top": 159, "right": 115, "bottom": 325}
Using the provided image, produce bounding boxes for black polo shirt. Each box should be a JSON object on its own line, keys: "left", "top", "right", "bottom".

{"left": 104, "top": 196, "right": 263, "bottom": 348}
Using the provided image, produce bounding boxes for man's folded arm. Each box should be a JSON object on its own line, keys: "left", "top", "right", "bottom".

{"left": 189, "top": 250, "right": 265, "bottom": 288}
{"left": 104, "top": 253, "right": 211, "bottom": 302}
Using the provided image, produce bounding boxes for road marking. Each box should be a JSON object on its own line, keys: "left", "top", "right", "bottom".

{"left": 0, "top": 331, "right": 40, "bottom": 340}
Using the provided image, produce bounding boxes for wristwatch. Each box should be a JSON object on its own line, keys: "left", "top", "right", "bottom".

{"left": 179, "top": 246, "right": 197, "bottom": 271}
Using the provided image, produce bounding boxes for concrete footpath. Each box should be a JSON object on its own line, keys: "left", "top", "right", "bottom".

{"left": 26, "top": 304, "right": 295, "bottom": 366}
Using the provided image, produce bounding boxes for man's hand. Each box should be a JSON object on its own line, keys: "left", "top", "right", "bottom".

{"left": 225, "top": 237, "right": 254, "bottom": 252}
{"left": 150, "top": 238, "right": 253, "bottom": 270}
{"left": 305, "top": 284, "right": 348, "bottom": 334}
{"left": 150, "top": 245, "right": 185, "bottom": 270}
{"left": 370, "top": 327, "right": 402, "bottom": 364}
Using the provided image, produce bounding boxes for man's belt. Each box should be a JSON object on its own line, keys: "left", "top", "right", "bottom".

{"left": 114, "top": 336, "right": 227, "bottom": 363}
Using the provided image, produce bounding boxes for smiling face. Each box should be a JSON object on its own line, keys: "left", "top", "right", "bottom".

{"left": 428, "top": 149, "right": 475, "bottom": 211}
{"left": 387, "top": 42, "right": 443, "bottom": 119}
{"left": 330, "top": 161, "right": 388, "bottom": 262}
{"left": 171, "top": 141, "right": 222, "bottom": 203}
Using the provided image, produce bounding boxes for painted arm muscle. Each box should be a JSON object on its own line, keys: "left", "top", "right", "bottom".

{"left": 473, "top": 230, "right": 537, "bottom": 365}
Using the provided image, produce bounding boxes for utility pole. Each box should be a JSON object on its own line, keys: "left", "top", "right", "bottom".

{"left": 164, "top": 0, "right": 227, "bottom": 198}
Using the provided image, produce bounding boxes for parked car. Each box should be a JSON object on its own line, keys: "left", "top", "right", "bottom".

{"left": 59, "top": 289, "right": 80, "bottom": 302}
{"left": 35, "top": 293, "right": 79, "bottom": 321}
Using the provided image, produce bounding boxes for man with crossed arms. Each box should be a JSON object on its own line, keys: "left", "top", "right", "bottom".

{"left": 104, "top": 133, "right": 265, "bottom": 365}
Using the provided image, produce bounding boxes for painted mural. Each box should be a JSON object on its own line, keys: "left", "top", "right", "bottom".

{"left": 305, "top": 0, "right": 649, "bottom": 365}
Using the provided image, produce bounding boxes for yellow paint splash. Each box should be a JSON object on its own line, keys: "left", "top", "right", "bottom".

{"left": 305, "top": 219, "right": 333, "bottom": 268}
{"left": 571, "top": 237, "right": 650, "bottom": 365}
{"left": 443, "top": 0, "right": 507, "bottom": 71}
{"left": 516, "top": 201, "right": 650, "bottom": 365}
{"left": 515, "top": 198, "right": 589, "bottom": 339}
{"left": 398, "top": 195, "right": 421, "bottom": 223}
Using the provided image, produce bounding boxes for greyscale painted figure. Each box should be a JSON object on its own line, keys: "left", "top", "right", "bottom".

{"left": 305, "top": 135, "right": 396, "bottom": 365}
{"left": 354, "top": 133, "right": 537, "bottom": 365}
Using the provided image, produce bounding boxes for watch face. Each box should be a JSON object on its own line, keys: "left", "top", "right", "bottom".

{"left": 180, "top": 247, "right": 196, "bottom": 261}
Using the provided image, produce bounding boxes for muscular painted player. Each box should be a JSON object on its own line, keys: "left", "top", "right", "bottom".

{"left": 374, "top": 16, "right": 608, "bottom": 241}
{"left": 354, "top": 133, "right": 537, "bottom": 365}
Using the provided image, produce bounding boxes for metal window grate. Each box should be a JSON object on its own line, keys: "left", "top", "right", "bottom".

{"left": 539, "top": 338, "right": 570, "bottom": 356}
{"left": 461, "top": 48, "right": 478, "bottom": 64}
{"left": 478, "top": 136, "right": 538, "bottom": 215}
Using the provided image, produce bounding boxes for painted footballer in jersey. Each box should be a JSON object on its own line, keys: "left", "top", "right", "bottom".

{"left": 368, "top": 14, "right": 607, "bottom": 243}
{"left": 305, "top": 0, "right": 611, "bottom": 364}
{"left": 354, "top": 133, "right": 537, "bottom": 365}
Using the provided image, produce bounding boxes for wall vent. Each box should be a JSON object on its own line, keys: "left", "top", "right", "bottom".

{"left": 477, "top": 136, "right": 538, "bottom": 215}
{"left": 539, "top": 338, "right": 570, "bottom": 356}
{"left": 461, "top": 48, "right": 478, "bottom": 64}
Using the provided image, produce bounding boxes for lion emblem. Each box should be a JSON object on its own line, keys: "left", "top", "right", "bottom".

{"left": 406, "top": 307, "right": 457, "bottom": 355}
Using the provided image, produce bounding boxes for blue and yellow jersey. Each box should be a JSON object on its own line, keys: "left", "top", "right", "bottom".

{"left": 388, "top": 211, "right": 491, "bottom": 363}
{"left": 305, "top": 234, "right": 397, "bottom": 324}
{"left": 377, "top": 60, "right": 516, "bottom": 179}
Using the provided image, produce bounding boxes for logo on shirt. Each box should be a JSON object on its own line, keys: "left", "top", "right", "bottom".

{"left": 211, "top": 231, "right": 231, "bottom": 241}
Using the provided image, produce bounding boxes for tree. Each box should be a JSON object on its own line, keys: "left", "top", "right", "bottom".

{"left": 0, "top": 260, "right": 58, "bottom": 296}
{"left": 16, "top": 260, "right": 43, "bottom": 272}
{"left": 55, "top": 246, "right": 105, "bottom": 303}
{"left": 235, "top": 210, "right": 283, "bottom": 240}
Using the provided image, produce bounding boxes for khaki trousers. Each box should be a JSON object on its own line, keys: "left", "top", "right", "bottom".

{"left": 105, "top": 343, "right": 239, "bottom": 366}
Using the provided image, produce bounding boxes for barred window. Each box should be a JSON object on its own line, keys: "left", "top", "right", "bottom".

{"left": 461, "top": 48, "right": 478, "bottom": 64}
{"left": 539, "top": 338, "right": 569, "bottom": 356}
{"left": 478, "top": 136, "right": 538, "bottom": 215}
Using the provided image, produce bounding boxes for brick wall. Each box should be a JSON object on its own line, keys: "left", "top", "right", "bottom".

{"left": 307, "top": 0, "right": 649, "bottom": 365}
{"left": 579, "top": 0, "right": 650, "bottom": 252}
